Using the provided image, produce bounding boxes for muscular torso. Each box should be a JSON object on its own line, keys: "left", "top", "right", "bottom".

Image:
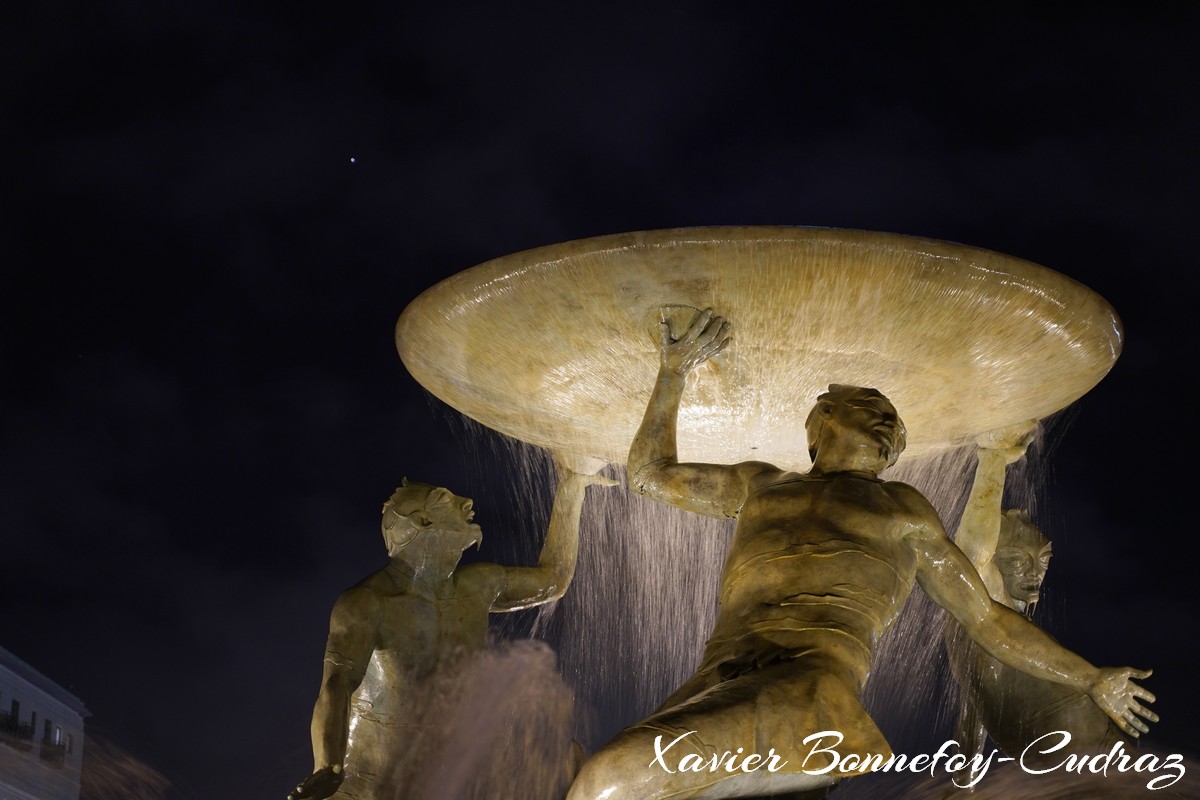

{"left": 327, "top": 564, "right": 507, "bottom": 797}
{"left": 349, "top": 564, "right": 502, "bottom": 716}
{"left": 701, "top": 471, "right": 928, "bottom": 678}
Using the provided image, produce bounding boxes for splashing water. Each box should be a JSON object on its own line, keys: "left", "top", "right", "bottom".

{"left": 445, "top": 412, "right": 732, "bottom": 750}
{"left": 80, "top": 733, "right": 171, "bottom": 800}
{"left": 388, "top": 639, "right": 578, "bottom": 800}
{"left": 540, "top": 470, "right": 733, "bottom": 748}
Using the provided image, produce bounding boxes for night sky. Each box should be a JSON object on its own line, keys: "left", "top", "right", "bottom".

{"left": 5, "top": 4, "right": 1200, "bottom": 798}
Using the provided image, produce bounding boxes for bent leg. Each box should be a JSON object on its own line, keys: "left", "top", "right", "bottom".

{"left": 567, "top": 649, "right": 888, "bottom": 800}
{"left": 567, "top": 664, "right": 842, "bottom": 800}
{"left": 567, "top": 722, "right": 837, "bottom": 800}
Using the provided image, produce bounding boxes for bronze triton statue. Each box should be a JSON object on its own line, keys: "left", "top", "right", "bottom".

{"left": 566, "top": 310, "right": 1155, "bottom": 800}
{"left": 288, "top": 461, "right": 614, "bottom": 800}
{"left": 946, "top": 426, "right": 1129, "bottom": 780}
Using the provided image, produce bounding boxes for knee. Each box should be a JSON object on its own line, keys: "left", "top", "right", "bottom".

{"left": 565, "top": 753, "right": 624, "bottom": 800}
{"left": 565, "top": 740, "right": 653, "bottom": 800}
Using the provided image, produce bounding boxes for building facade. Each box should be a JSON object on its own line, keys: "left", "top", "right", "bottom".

{"left": 0, "top": 647, "right": 88, "bottom": 800}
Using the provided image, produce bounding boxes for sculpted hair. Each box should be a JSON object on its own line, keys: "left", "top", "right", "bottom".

{"left": 380, "top": 478, "right": 436, "bottom": 548}
{"left": 998, "top": 508, "right": 1050, "bottom": 550}
{"left": 804, "top": 384, "right": 896, "bottom": 461}
{"left": 383, "top": 477, "right": 437, "bottom": 517}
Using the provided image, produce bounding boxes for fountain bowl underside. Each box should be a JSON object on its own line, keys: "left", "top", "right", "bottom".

{"left": 397, "top": 227, "right": 1121, "bottom": 472}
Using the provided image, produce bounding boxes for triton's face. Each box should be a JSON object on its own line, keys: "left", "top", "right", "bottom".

{"left": 995, "top": 540, "right": 1052, "bottom": 608}
{"left": 381, "top": 485, "right": 482, "bottom": 555}
{"left": 830, "top": 391, "right": 907, "bottom": 466}
{"left": 422, "top": 486, "right": 481, "bottom": 546}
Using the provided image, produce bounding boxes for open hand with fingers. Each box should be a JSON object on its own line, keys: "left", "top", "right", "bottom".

{"left": 660, "top": 308, "right": 731, "bottom": 375}
{"left": 1089, "top": 667, "right": 1158, "bottom": 737}
{"left": 976, "top": 419, "right": 1039, "bottom": 465}
{"left": 286, "top": 765, "right": 343, "bottom": 800}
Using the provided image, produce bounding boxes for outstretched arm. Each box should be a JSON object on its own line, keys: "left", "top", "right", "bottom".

{"left": 628, "top": 308, "right": 774, "bottom": 518}
{"left": 288, "top": 589, "right": 377, "bottom": 799}
{"left": 910, "top": 516, "right": 1157, "bottom": 738}
{"left": 491, "top": 457, "right": 617, "bottom": 611}
{"left": 955, "top": 421, "right": 1037, "bottom": 600}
